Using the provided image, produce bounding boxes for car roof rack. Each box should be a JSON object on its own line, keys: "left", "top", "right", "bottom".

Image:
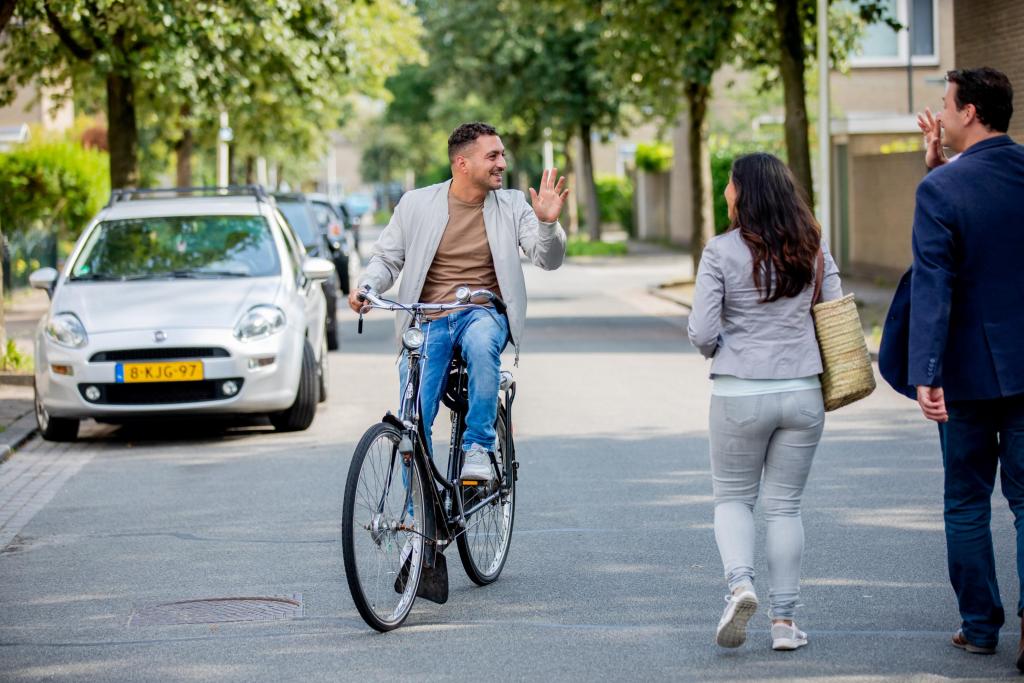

{"left": 106, "top": 185, "right": 270, "bottom": 207}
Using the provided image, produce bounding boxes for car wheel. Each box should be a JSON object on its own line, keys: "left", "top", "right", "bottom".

{"left": 317, "top": 333, "right": 329, "bottom": 404}
{"left": 269, "top": 340, "right": 318, "bottom": 432}
{"left": 34, "top": 382, "right": 79, "bottom": 442}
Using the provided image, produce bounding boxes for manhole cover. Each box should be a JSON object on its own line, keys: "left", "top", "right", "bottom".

{"left": 130, "top": 594, "right": 302, "bottom": 626}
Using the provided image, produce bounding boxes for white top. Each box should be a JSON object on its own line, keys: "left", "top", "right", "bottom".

{"left": 712, "top": 374, "right": 821, "bottom": 397}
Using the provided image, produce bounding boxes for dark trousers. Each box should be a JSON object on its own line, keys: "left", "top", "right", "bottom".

{"left": 939, "top": 394, "right": 1024, "bottom": 647}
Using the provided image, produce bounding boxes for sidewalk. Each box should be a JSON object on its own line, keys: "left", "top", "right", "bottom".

{"left": 0, "top": 288, "right": 50, "bottom": 463}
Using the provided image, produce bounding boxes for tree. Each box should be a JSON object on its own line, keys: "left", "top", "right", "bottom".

{"left": 401, "top": 0, "right": 628, "bottom": 239}
{"left": 734, "top": 0, "right": 897, "bottom": 202}
{"left": 0, "top": 0, "right": 422, "bottom": 189}
{"left": 596, "top": 1, "right": 741, "bottom": 269}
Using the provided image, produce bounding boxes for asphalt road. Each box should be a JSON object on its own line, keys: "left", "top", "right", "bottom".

{"left": 0, "top": 246, "right": 1020, "bottom": 682}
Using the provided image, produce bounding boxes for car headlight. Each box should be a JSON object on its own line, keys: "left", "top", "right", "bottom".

{"left": 45, "top": 313, "right": 88, "bottom": 348}
{"left": 234, "top": 305, "right": 286, "bottom": 342}
{"left": 402, "top": 327, "right": 425, "bottom": 350}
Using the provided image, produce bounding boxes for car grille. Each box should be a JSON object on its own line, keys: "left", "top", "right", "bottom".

{"left": 90, "top": 347, "right": 230, "bottom": 362}
{"left": 78, "top": 379, "right": 244, "bottom": 405}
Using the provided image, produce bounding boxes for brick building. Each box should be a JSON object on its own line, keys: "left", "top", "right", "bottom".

{"left": 954, "top": 0, "right": 1024, "bottom": 141}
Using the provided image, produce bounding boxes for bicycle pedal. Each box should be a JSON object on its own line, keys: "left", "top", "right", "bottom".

{"left": 461, "top": 479, "right": 481, "bottom": 486}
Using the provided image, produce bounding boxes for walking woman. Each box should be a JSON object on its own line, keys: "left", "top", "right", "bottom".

{"left": 687, "top": 153, "right": 842, "bottom": 651}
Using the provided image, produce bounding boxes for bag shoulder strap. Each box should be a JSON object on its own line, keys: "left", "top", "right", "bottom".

{"left": 812, "top": 248, "right": 825, "bottom": 306}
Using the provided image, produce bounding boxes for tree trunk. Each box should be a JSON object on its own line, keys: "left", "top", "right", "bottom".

{"left": 244, "top": 155, "right": 255, "bottom": 184}
{"left": 175, "top": 128, "right": 193, "bottom": 187}
{"left": 685, "top": 81, "right": 715, "bottom": 273}
{"left": 106, "top": 72, "right": 139, "bottom": 189}
{"left": 0, "top": 0, "right": 17, "bottom": 37}
{"left": 562, "top": 133, "right": 579, "bottom": 236}
{"left": 579, "top": 123, "right": 601, "bottom": 241}
{"left": 775, "top": 0, "right": 814, "bottom": 205}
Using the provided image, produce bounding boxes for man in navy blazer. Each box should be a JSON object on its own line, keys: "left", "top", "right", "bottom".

{"left": 909, "top": 67, "right": 1024, "bottom": 667}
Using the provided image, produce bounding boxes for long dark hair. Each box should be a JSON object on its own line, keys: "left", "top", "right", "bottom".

{"left": 729, "top": 153, "right": 821, "bottom": 303}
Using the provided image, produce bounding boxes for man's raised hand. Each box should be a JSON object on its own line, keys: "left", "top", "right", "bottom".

{"left": 917, "top": 107, "right": 947, "bottom": 169}
{"left": 529, "top": 168, "right": 569, "bottom": 224}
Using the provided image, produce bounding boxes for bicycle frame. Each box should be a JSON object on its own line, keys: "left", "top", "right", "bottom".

{"left": 357, "top": 287, "right": 516, "bottom": 554}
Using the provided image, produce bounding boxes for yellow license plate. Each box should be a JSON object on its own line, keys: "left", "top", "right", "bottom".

{"left": 116, "top": 361, "right": 204, "bottom": 383}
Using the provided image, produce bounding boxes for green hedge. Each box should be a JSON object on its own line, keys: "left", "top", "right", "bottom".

{"left": 0, "top": 140, "right": 109, "bottom": 241}
{"left": 711, "top": 150, "right": 734, "bottom": 235}
{"left": 634, "top": 142, "right": 673, "bottom": 173}
{"left": 595, "top": 174, "right": 633, "bottom": 234}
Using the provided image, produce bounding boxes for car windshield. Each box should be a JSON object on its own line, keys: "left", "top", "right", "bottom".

{"left": 69, "top": 215, "right": 281, "bottom": 281}
{"left": 276, "top": 201, "right": 317, "bottom": 247}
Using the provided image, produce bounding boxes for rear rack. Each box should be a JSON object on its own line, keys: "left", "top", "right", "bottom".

{"left": 106, "top": 185, "right": 270, "bottom": 207}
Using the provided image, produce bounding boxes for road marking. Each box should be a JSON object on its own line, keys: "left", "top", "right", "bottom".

{"left": 0, "top": 438, "right": 97, "bottom": 551}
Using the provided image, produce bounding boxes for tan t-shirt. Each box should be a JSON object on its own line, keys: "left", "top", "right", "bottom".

{"left": 419, "top": 192, "right": 502, "bottom": 315}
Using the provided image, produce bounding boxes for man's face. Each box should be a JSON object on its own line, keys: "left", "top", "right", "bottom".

{"left": 458, "top": 135, "right": 507, "bottom": 191}
{"left": 938, "top": 82, "right": 970, "bottom": 153}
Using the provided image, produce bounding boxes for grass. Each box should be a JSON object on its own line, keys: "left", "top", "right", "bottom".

{"left": 566, "top": 236, "right": 628, "bottom": 257}
{"left": 0, "top": 340, "right": 34, "bottom": 372}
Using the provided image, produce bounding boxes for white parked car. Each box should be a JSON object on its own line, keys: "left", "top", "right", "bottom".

{"left": 29, "top": 187, "right": 336, "bottom": 441}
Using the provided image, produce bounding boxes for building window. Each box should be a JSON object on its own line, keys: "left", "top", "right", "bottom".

{"left": 850, "top": 0, "right": 938, "bottom": 67}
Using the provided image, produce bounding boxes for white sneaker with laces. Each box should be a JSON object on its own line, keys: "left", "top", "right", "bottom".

{"left": 771, "top": 622, "right": 808, "bottom": 650}
{"left": 460, "top": 443, "right": 494, "bottom": 482}
{"left": 716, "top": 587, "right": 759, "bottom": 648}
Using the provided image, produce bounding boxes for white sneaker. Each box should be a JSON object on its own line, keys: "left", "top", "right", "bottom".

{"left": 716, "top": 587, "right": 759, "bottom": 648}
{"left": 460, "top": 443, "right": 494, "bottom": 482}
{"left": 771, "top": 622, "right": 808, "bottom": 650}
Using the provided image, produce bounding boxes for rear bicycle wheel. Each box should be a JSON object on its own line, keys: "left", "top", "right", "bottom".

{"left": 457, "top": 414, "right": 515, "bottom": 585}
{"left": 342, "top": 422, "right": 426, "bottom": 631}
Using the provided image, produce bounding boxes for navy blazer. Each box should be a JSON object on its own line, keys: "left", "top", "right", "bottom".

{"left": 909, "top": 135, "right": 1024, "bottom": 401}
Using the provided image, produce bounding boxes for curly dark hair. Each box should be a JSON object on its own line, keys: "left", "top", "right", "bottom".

{"left": 729, "top": 153, "right": 821, "bottom": 303}
{"left": 946, "top": 68, "right": 1014, "bottom": 133}
{"left": 447, "top": 122, "right": 498, "bottom": 163}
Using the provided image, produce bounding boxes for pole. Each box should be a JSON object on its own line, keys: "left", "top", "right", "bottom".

{"left": 906, "top": 21, "right": 914, "bottom": 113}
{"left": 543, "top": 127, "right": 554, "bottom": 170}
{"left": 217, "top": 111, "right": 231, "bottom": 188}
{"left": 817, "top": 0, "right": 832, "bottom": 253}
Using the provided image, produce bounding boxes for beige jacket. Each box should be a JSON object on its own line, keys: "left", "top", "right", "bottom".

{"left": 358, "top": 179, "right": 567, "bottom": 357}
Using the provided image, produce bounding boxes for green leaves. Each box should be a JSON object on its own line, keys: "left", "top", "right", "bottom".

{"left": 0, "top": 138, "right": 110, "bottom": 239}
{"left": 0, "top": 0, "right": 424, "bottom": 185}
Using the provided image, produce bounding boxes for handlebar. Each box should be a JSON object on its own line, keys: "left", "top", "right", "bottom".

{"left": 356, "top": 285, "right": 507, "bottom": 333}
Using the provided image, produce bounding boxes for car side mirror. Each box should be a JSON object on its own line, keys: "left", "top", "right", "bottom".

{"left": 302, "top": 257, "right": 335, "bottom": 282}
{"left": 29, "top": 267, "right": 59, "bottom": 298}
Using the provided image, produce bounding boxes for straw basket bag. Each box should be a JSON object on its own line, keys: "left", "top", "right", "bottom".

{"left": 812, "top": 250, "right": 876, "bottom": 411}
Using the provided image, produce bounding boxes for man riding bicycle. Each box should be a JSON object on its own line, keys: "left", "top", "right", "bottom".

{"left": 348, "top": 122, "right": 568, "bottom": 482}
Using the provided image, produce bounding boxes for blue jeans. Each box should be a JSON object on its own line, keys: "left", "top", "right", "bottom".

{"left": 939, "top": 394, "right": 1024, "bottom": 647}
{"left": 399, "top": 307, "right": 509, "bottom": 457}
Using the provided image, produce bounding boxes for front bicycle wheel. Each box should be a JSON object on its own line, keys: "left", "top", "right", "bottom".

{"left": 342, "top": 422, "right": 426, "bottom": 631}
{"left": 457, "top": 414, "right": 515, "bottom": 585}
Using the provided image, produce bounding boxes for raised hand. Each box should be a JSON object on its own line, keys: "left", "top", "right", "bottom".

{"left": 917, "top": 107, "right": 947, "bottom": 169}
{"left": 529, "top": 168, "right": 569, "bottom": 224}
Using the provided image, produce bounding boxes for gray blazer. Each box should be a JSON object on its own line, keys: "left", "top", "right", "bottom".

{"left": 358, "top": 179, "right": 566, "bottom": 356}
{"left": 687, "top": 229, "right": 843, "bottom": 379}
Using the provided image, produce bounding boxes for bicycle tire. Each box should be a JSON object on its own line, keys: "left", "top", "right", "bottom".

{"left": 457, "top": 413, "right": 516, "bottom": 585}
{"left": 342, "top": 422, "right": 426, "bottom": 631}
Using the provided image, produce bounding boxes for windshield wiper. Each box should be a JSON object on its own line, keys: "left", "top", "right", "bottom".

{"left": 68, "top": 273, "right": 123, "bottom": 281}
{"left": 123, "top": 270, "right": 249, "bottom": 280}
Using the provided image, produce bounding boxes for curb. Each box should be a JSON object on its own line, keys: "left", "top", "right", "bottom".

{"left": 0, "top": 412, "right": 39, "bottom": 465}
{"left": 647, "top": 285, "right": 692, "bottom": 311}
{"left": 0, "top": 373, "right": 34, "bottom": 387}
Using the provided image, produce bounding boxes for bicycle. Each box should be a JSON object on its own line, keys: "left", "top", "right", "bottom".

{"left": 341, "top": 286, "right": 519, "bottom": 631}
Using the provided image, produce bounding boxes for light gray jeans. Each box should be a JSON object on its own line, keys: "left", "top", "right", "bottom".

{"left": 709, "top": 389, "right": 825, "bottom": 619}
